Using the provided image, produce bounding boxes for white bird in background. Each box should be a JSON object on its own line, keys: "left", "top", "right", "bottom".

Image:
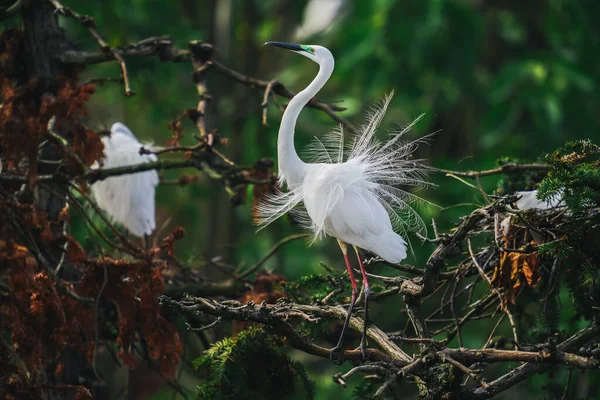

{"left": 258, "top": 42, "right": 431, "bottom": 363}
{"left": 516, "top": 190, "right": 564, "bottom": 210}
{"left": 91, "top": 122, "right": 159, "bottom": 242}
{"left": 294, "top": 0, "right": 344, "bottom": 40}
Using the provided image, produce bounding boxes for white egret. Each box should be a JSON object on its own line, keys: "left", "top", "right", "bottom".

{"left": 90, "top": 122, "right": 159, "bottom": 243}
{"left": 516, "top": 190, "right": 564, "bottom": 210}
{"left": 258, "top": 42, "right": 431, "bottom": 363}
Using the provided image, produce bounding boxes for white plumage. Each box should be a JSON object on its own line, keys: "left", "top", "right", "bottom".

{"left": 516, "top": 190, "right": 564, "bottom": 211}
{"left": 257, "top": 47, "right": 430, "bottom": 264}
{"left": 259, "top": 42, "right": 431, "bottom": 362}
{"left": 90, "top": 122, "right": 159, "bottom": 237}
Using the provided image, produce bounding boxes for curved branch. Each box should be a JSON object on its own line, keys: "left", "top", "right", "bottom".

{"left": 428, "top": 163, "right": 550, "bottom": 180}
{"left": 237, "top": 233, "right": 311, "bottom": 279}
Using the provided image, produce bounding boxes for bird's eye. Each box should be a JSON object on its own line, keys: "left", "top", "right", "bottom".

{"left": 310, "top": 48, "right": 315, "bottom": 53}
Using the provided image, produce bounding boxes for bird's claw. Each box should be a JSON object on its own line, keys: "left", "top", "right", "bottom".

{"left": 329, "top": 345, "right": 345, "bottom": 365}
{"left": 355, "top": 341, "right": 368, "bottom": 362}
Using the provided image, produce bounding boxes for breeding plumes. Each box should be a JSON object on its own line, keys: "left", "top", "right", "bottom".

{"left": 258, "top": 42, "right": 432, "bottom": 363}
{"left": 91, "top": 122, "right": 159, "bottom": 239}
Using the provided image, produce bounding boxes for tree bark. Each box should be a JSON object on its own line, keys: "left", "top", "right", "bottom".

{"left": 20, "top": 2, "right": 98, "bottom": 398}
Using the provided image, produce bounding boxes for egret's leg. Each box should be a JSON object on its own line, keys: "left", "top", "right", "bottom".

{"left": 353, "top": 246, "right": 370, "bottom": 361}
{"left": 144, "top": 234, "right": 151, "bottom": 250}
{"left": 329, "top": 239, "right": 359, "bottom": 365}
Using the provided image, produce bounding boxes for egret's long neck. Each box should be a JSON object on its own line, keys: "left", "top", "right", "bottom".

{"left": 278, "top": 56, "right": 334, "bottom": 187}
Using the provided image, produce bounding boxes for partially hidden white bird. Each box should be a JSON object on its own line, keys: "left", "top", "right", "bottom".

{"left": 515, "top": 190, "right": 564, "bottom": 211}
{"left": 258, "top": 42, "right": 432, "bottom": 363}
{"left": 91, "top": 122, "right": 159, "bottom": 242}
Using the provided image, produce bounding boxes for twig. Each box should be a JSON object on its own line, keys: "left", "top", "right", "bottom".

{"left": 84, "top": 159, "right": 195, "bottom": 184}
{"left": 4, "top": 207, "right": 94, "bottom": 304}
{"left": 68, "top": 184, "right": 140, "bottom": 255}
{"left": 562, "top": 369, "right": 573, "bottom": 400}
{"left": 439, "top": 352, "right": 488, "bottom": 388}
{"left": 185, "top": 317, "right": 223, "bottom": 332}
{"left": 82, "top": 76, "right": 123, "bottom": 86}
{"left": 45, "top": 116, "right": 88, "bottom": 172}
{"left": 92, "top": 264, "right": 108, "bottom": 384}
{"left": 50, "top": 0, "right": 134, "bottom": 96}
{"left": 59, "top": 36, "right": 356, "bottom": 133}
{"left": 237, "top": 233, "right": 310, "bottom": 279}
{"left": 189, "top": 41, "right": 213, "bottom": 138}
{"left": 450, "top": 278, "right": 463, "bottom": 347}
{"left": 467, "top": 323, "right": 600, "bottom": 398}
{"left": 333, "top": 364, "right": 390, "bottom": 389}
{"left": 483, "top": 314, "right": 505, "bottom": 349}
{"left": 388, "top": 335, "right": 446, "bottom": 345}
{"left": 467, "top": 236, "right": 520, "bottom": 347}
{"left": 261, "top": 80, "right": 278, "bottom": 127}
{"left": 0, "top": 328, "right": 31, "bottom": 381}
{"left": 444, "top": 347, "right": 598, "bottom": 369}
{"left": 427, "top": 163, "right": 550, "bottom": 180}
{"left": 140, "top": 143, "right": 204, "bottom": 156}
{"left": 319, "top": 286, "right": 344, "bottom": 305}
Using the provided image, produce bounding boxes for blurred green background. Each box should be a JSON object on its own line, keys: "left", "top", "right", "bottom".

{"left": 10, "top": 0, "right": 600, "bottom": 398}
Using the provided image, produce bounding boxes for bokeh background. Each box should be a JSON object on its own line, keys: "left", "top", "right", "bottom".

{"left": 22, "top": 0, "right": 600, "bottom": 398}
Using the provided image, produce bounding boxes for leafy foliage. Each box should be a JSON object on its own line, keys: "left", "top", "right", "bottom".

{"left": 193, "top": 328, "right": 314, "bottom": 400}
{"left": 539, "top": 140, "right": 600, "bottom": 216}
{"left": 536, "top": 140, "right": 600, "bottom": 320}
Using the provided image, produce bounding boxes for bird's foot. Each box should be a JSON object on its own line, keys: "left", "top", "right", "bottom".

{"left": 355, "top": 340, "right": 368, "bottom": 362}
{"left": 329, "top": 345, "right": 345, "bottom": 365}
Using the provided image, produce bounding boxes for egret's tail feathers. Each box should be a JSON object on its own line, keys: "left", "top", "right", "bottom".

{"left": 365, "top": 231, "right": 408, "bottom": 264}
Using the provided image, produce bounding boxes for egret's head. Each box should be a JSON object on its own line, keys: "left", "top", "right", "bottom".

{"left": 265, "top": 41, "right": 331, "bottom": 64}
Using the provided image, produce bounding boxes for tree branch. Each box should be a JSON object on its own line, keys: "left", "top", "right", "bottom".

{"left": 58, "top": 36, "right": 357, "bottom": 133}
{"left": 427, "top": 163, "right": 550, "bottom": 180}
{"left": 467, "top": 322, "right": 600, "bottom": 398}
{"left": 161, "top": 296, "right": 412, "bottom": 363}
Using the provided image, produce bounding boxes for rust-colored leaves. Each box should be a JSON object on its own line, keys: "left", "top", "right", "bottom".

{"left": 491, "top": 217, "right": 541, "bottom": 305}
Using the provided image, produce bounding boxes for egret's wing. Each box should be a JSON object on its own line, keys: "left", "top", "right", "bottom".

{"left": 327, "top": 188, "right": 408, "bottom": 263}
{"left": 301, "top": 164, "right": 352, "bottom": 238}
{"left": 90, "top": 123, "right": 158, "bottom": 237}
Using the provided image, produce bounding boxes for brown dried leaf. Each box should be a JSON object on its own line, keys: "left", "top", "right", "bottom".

{"left": 158, "top": 226, "right": 186, "bottom": 256}
{"left": 521, "top": 253, "right": 539, "bottom": 287}
{"left": 166, "top": 119, "right": 183, "bottom": 147}
{"left": 64, "top": 236, "right": 87, "bottom": 263}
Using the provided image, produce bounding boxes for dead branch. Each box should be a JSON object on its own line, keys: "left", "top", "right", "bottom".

{"left": 58, "top": 36, "right": 356, "bottom": 133}
{"left": 49, "top": 0, "right": 134, "bottom": 96}
{"left": 427, "top": 163, "right": 551, "bottom": 180}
